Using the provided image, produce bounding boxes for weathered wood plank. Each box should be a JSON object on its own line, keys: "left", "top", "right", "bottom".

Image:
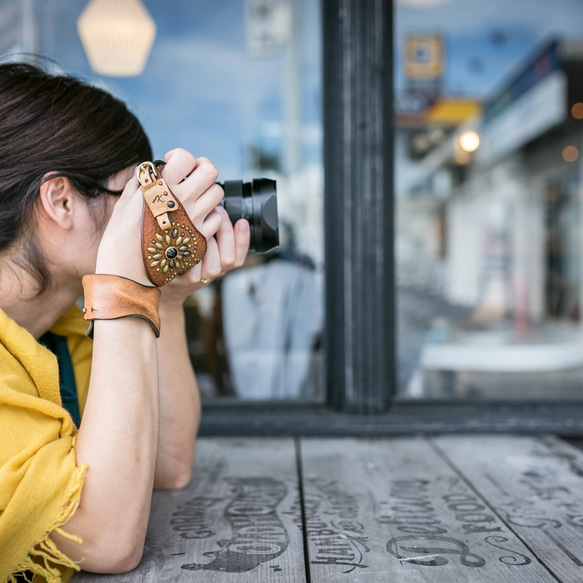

{"left": 299, "top": 437, "right": 556, "bottom": 582}
{"left": 433, "top": 434, "right": 583, "bottom": 583}
{"left": 72, "top": 438, "right": 305, "bottom": 582}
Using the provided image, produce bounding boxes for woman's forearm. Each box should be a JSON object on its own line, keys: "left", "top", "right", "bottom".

{"left": 153, "top": 302, "right": 201, "bottom": 490}
{"left": 52, "top": 318, "right": 160, "bottom": 573}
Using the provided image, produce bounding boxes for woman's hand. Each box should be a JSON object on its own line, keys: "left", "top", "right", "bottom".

{"left": 156, "top": 149, "right": 251, "bottom": 306}
{"left": 95, "top": 148, "right": 250, "bottom": 295}
{"left": 94, "top": 172, "right": 151, "bottom": 286}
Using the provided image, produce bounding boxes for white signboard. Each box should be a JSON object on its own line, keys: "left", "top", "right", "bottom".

{"left": 0, "top": 1, "right": 20, "bottom": 54}
{"left": 477, "top": 70, "right": 567, "bottom": 166}
{"left": 246, "top": 0, "right": 290, "bottom": 58}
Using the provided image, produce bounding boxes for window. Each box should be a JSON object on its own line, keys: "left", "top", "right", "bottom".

{"left": 4, "top": 0, "right": 583, "bottom": 434}
{"left": 396, "top": 0, "right": 583, "bottom": 402}
{"left": 3, "top": 0, "right": 325, "bottom": 403}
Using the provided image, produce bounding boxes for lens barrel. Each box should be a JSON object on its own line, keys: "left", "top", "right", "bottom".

{"left": 218, "top": 179, "right": 279, "bottom": 254}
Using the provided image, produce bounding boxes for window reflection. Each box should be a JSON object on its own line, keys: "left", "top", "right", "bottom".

{"left": 1, "top": 0, "right": 324, "bottom": 401}
{"left": 396, "top": 0, "right": 583, "bottom": 399}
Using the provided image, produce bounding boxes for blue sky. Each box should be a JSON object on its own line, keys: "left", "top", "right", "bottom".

{"left": 395, "top": 0, "right": 583, "bottom": 99}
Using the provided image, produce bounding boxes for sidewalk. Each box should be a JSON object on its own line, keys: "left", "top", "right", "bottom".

{"left": 398, "top": 285, "right": 583, "bottom": 399}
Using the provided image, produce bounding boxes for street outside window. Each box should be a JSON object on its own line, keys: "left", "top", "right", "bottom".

{"left": 396, "top": 0, "right": 583, "bottom": 400}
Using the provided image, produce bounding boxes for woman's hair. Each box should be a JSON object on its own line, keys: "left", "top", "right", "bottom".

{"left": 0, "top": 61, "right": 153, "bottom": 294}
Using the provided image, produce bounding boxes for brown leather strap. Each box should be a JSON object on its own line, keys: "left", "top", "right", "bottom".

{"left": 138, "top": 161, "right": 207, "bottom": 287}
{"left": 82, "top": 274, "right": 161, "bottom": 338}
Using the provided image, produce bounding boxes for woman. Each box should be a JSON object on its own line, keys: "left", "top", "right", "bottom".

{"left": 0, "top": 62, "right": 250, "bottom": 581}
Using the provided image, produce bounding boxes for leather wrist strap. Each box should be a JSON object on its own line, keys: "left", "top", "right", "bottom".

{"left": 137, "top": 161, "right": 207, "bottom": 287}
{"left": 82, "top": 274, "right": 161, "bottom": 338}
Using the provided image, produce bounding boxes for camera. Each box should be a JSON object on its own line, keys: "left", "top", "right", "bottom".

{"left": 217, "top": 179, "right": 279, "bottom": 254}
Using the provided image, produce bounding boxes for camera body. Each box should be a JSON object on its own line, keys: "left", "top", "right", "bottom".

{"left": 217, "top": 179, "right": 279, "bottom": 254}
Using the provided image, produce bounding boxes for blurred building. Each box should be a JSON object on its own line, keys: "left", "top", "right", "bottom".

{"left": 398, "top": 39, "right": 583, "bottom": 331}
{"left": 395, "top": 38, "right": 583, "bottom": 398}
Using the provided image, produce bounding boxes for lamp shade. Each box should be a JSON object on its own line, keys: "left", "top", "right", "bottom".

{"left": 77, "top": 0, "right": 156, "bottom": 77}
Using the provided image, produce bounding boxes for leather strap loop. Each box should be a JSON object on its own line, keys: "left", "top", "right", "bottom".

{"left": 137, "top": 161, "right": 207, "bottom": 287}
{"left": 138, "top": 162, "right": 179, "bottom": 230}
{"left": 82, "top": 274, "right": 161, "bottom": 338}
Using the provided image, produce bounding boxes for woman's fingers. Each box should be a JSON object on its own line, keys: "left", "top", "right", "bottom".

{"left": 160, "top": 208, "right": 250, "bottom": 299}
{"left": 96, "top": 175, "right": 150, "bottom": 284}
{"left": 170, "top": 158, "right": 219, "bottom": 203}
{"left": 161, "top": 150, "right": 219, "bottom": 203}
{"left": 108, "top": 175, "right": 141, "bottom": 217}
{"left": 160, "top": 149, "right": 198, "bottom": 186}
{"left": 213, "top": 207, "right": 236, "bottom": 269}
{"left": 200, "top": 237, "right": 222, "bottom": 280}
{"left": 118, "top": 175, "right": 140, "bottom": 200}
{"left": 199, "top": 209, "right": 224, "bottom": 240}
{"left": 179, "top": 237, "right": 220, "bottom": 286}
{"left": 158, "top": 150, "right": 223, "bottom": 232}
{"left": 198, "top": 213, "right": 250, "bottom": 282}
{"left": 187, "top": 183, "right": 224, "bottom": 221}
{"left": 193, "top": 209, "right": 247, "bottom": 282}
{"left": 233, "top": 219, "right": 251, "bottom": 268}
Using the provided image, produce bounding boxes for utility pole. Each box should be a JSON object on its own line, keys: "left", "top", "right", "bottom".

{"left": 20, "top": 0, "right": 38, "bottom": 59}
{"left": 283, "top": 0, "right": 301, "bottom": 179}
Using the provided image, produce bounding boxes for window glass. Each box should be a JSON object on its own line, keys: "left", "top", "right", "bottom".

{"left": 1, "top": 0, "right": 324, "bottom": 401}
{"left": 396, "top": 0, "right": 583, "bottom": 399}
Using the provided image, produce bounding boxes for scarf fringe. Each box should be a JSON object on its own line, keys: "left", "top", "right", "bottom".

{"left": 7, "top": 464, "right": 87, "bottom": 583}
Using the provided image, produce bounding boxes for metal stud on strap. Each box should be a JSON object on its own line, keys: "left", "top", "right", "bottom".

{"left": 137, "top": 160, "right": 207, "bottom": 286}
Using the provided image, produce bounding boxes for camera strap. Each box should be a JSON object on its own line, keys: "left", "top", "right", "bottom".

{"left": 137, "top": 161, "right": 207, "bottom": 287}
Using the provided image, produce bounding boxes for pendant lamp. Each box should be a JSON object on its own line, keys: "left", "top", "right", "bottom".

{"left": 77, "top": 0, "right": 156, "bottom": 77}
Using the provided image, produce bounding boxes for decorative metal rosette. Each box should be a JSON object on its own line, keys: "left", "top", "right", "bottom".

{"left": 147, "top": 223, "right": 200, "bottom": 284}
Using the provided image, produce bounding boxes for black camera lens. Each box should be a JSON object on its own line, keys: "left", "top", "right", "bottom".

{"left": 218, "top": 179, "right": 279, "bottom": 254}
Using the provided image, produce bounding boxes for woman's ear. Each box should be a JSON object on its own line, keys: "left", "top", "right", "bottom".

{"left": 38, "top": 175, "right": 77, "bottom": 230}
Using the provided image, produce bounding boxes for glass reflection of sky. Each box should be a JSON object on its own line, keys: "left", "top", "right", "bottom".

{"left": 396, "top": 0, "right": 583, "bottom": 99}
{"left": 10, "top": 0, "right": 321, "bottom": 180}
{"left": 5, "top": 1, "right": 581, "bottom": 175}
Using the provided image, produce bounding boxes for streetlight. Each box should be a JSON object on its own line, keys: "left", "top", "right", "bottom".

{"left": 458, "top": 130, "right": 480, "bottom": 153}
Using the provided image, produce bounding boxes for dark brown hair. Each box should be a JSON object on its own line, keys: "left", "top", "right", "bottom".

{"left": 0, "top": 62, "right": 153, "bottom": 294}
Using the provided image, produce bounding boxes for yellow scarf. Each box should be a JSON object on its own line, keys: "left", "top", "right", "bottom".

{"left": 0, "top": 305, "right": 92, "bottom": 582}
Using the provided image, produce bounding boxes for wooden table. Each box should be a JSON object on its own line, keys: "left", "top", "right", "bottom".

{"left": 73, "top": 435, "right": 583, "bottom": 582}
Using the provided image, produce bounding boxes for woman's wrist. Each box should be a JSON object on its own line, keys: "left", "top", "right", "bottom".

{"left": 95, "top": 241, "right": 152, "bottom": 288}
{"left": 94, "top": 263, "right": 152, "bottom": 288}
{"left": 158, "top": 298, "right": 187, "bottom": 324}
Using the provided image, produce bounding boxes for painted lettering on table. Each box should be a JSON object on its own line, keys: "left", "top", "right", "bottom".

{"left": 491, "top": 442, "right": 583, "bottom": 566}
{"left": 496, "top": 452, "right": 583, "bottom": 532}
{"left": 170, "top": 497, "right": 221, "bottom": 539}
{"left": 382, "top": 478, "right": 485, "bottom": 568}
{"left": 181, "top": 478, "right": 289, "bottom": 573}
{"left": 380, "top": 477, "right": 531, "bottom": 568}
{"left": 530, "top": 436, "right": 583, "bottom": 478}
{"left": 309, "top": 478, "right": 370, "bottom": 573}
{"left": 496, "top": 498, "right": 562, "bottom": 530}
{"left": 387, "top": 535, "right": 485, "bottom": 567}
{"left": 286, "top": 477, "right": 370, "bottom": 574}
{"left": 484, "top": 536, "right": 531, "bottom": 566}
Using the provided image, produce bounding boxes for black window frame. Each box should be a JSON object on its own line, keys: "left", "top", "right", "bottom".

{"left": 199, "top": 0, "right": 583, "bottom": 437}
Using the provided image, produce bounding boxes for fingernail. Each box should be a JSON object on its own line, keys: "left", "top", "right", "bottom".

{"left": 237, "top": 219, "right": 250, "bottom": 233}
{"left": 215, "top": 206, "right": 228, "bottom": 219}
